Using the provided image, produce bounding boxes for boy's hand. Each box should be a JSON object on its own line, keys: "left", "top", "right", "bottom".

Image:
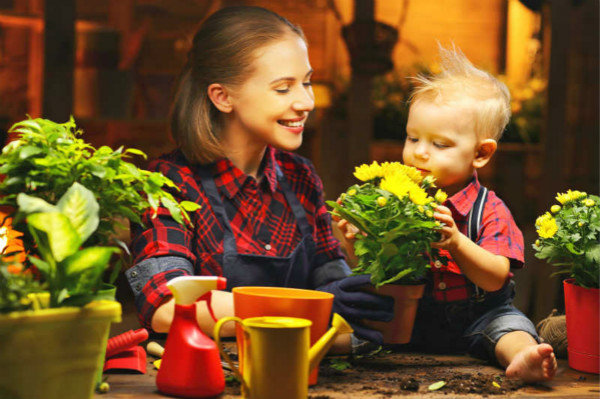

{"left": 431, "top": 205, "right": 461, "bottom": 251}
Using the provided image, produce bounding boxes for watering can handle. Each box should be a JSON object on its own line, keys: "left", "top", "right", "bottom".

{"left": 214, "top": 317, "right": 249, "bottom": 395}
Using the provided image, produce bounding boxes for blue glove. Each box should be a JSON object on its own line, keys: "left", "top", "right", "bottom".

{"left": 317, "top": 274, "right": 394, "bottom": 344}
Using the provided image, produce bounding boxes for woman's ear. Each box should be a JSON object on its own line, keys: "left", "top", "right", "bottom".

{"left": 472, "top": 138, "right": 497, "bottom": 169}
{"left": 207, "top": 83, "right": 233, "bottom": 113}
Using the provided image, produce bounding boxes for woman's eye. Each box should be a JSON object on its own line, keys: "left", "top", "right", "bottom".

{"left": 303, "top": 81, "right": 313, "bottom": 87}
{"left": 275, "top": 87, "right": 290, "bottom": 94}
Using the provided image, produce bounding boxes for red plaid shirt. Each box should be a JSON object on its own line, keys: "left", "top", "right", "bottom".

{"left": 129, "top": 147, "right": 346, "bottom": 326}
{"left": 429, "top": 174, "right": 524, "bottom": 302}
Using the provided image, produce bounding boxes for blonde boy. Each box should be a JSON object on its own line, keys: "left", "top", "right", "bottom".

{"left": 340, "top": 46, "right": 557, "bottom": 382}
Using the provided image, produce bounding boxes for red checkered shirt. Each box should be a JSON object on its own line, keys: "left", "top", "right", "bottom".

{"left": 429, "top": 174, "right": 524, "bottom": 302}
{"left": 128, "top": 147, "right": 347, "bottom": 327}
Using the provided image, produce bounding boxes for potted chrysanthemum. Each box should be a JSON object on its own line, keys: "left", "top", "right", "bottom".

{"left": 327, "top": 161, "right": 446, "bottom": 343}
{"left": 533, "top": 190, "right": 599, "bottom": 374}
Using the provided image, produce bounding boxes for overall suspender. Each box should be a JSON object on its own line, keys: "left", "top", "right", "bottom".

{"left": 467, "top": 186, "right": 488, "bottom": 301}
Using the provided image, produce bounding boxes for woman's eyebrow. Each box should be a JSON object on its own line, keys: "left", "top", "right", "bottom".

{"left": 270, "top": 69, "right": 313, "bottom": 85}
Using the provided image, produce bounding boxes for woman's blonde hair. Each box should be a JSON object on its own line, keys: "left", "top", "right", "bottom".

{"left": 411, "top": 45, "right": 511, "bottom": 141}
{"left": 170, "top": 6, "right": 306, "bottom": 164}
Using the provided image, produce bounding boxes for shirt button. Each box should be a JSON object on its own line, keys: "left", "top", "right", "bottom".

{"left": 434, "top": 260, "right": 442, "bottom": 269}
{"left": 130, "top": 271, "right": 138, "bottom": 277}
{"left": 264, "top": 244, "right": 272, "bottom": 251}
{"left": 438, "top": 282, "right": 447, "bottom": 290}
{"left": 135, "top": 284, "right": 141, "bottom": 290}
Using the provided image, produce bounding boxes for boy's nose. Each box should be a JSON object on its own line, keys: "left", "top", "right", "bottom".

{"left": 414, "top": 143, "right": 429, "bottom": 159}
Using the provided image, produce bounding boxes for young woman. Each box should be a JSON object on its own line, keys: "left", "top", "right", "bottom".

{"left": 126, "top": 6, "right": 392, "bottom": 345}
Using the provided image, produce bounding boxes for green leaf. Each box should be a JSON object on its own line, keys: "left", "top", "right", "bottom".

{"left": 428, "top": 381, "right": 446, "bottom": 391}
{"left": 18, "top": 146, "right": 43, "bottom": 159}
{"left": 16, "top": 193, "right": 57, "bottom": 214}
{"left": 180, "top": 201, "right": 202, "bottom": 212}
{"left": 56, "top": 182, "right": 99, "bottom": 244}
{"left": 28, "top": 256, "right": 51, "bottom": 277}
{"left": 62, "top": 246, "right": 119, "bottom": 292}
{"left": 27, "top": 212, "right": 81, "bottom": 262}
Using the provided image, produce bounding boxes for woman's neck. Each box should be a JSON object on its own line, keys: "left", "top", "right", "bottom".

{"left": 223, "top": 141, "right": 267, "bottom": 179}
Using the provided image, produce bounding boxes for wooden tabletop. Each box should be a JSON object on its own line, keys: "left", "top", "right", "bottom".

{"left": 96, "top": 345, "right": 599, "bottom": 399}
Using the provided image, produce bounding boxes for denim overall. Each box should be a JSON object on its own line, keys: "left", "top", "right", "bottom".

{"left": 197, "top": 163, "right": 316, "bottom": 291}
{"left": 409, "top": 186, "right": 537, "bottom": 360}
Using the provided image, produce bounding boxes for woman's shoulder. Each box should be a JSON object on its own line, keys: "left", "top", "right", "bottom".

{"left": 273, "top": 148, "right": 316, "bottom": 175}
{"left": 148, "top": 149, "right": 196, "bottom": 186}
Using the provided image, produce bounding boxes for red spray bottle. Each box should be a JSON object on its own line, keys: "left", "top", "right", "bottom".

{"left": 156, "top": 276, "right": 227, "bottom": 398}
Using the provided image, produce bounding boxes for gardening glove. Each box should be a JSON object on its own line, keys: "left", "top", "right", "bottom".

{"left": 316, "top": 274, "right": 394, "bottom": 344}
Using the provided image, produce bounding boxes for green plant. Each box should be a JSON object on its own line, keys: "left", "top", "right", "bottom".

{"left": 15, "top": 182, "right": 120, "bottom": 308}
{"left": 327, "top": 161, "right": 446, "bottom": 287}
{"left": 0, "top": 117, "right": 200, "bottom": 249}
{"left": 0, "top": 117, "right": 200, "bottom": 286}
{"left": 533, "top": 190, "right": 600, "bottom": 289}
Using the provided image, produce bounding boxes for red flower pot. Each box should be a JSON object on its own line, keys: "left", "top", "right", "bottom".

{"left": 563, "top": 278, "right": 599, "bottom": 374}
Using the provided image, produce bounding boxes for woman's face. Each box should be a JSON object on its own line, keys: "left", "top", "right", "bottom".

{"left": 223, "top": 33, "right": 315, "bottom": 152}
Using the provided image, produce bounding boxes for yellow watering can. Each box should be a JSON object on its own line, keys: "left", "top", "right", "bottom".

{"left": 214, "top": 313, "right": 353, "bottom": 399}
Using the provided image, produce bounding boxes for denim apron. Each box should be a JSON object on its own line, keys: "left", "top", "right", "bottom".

{"left": 197, "top": 163, "right": 316, "bottom": 291}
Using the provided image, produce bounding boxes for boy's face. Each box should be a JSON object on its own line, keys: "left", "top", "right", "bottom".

{"left": 403, "top": 99, "right": 482, "bottom": 196}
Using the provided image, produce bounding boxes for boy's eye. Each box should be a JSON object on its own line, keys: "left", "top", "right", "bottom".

{"left": 406, "top": 136, "right": 418, "bottom": 143}
{"left": 433, "top": 142, "right": 449, "bottom": 148}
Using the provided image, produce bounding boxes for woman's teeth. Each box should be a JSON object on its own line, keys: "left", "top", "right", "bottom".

{"left": 279, "top": 120, "right": 303, "bottom": 127}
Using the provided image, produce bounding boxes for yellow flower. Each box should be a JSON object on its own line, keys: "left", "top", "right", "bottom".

{"left": 583, "top": 199, "right": 595, "bottom": 207}
{"left": 535, "top": 212, "right": 553, "bottom": 227}
{"left": 537, "top": 214, "right": 558, "bottom": 239}
{"left": 376, "top": 196, "right": 387, "bottom": 207}
{"left": 409, "top": 185, "right": 431, "bottom": 206}
{"left": 550, "top": 205, "right": 561, "bottom": 213}
{"left": 434, "top": 189, "right": 448, "bottom": 204}
{"left": 348, "top": 189, "right": 357, "bottom": 196}
{"left": 354, "top": 161, "right": 384, "bottom": 182}
{"left": 556, "top": 189, "right": 586, "bottom": 204}
{"left": 380, "top": 172, "right": 414, "bottom": 200}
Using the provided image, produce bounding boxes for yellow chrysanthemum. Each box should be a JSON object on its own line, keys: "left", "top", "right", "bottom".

{"left": 535, "top": 212, "right": 553, "bottom": 227}
{"left": 409, "top": 185, "right": 432, "bottom": 206}
{"left": 434, "top": 189, "right": 448, "bottom": 204}
{"left": 537, "top": 216, "right": 558, "bottom": 239}
{"left": 379, "top": 172, "right": 415, "bottom": 200}
{"left": 556, "top": 189, "right": 586, "bottom": 205}
{"left": 353, "top": 161, "right": 384, "bottom": 182}
{"left": 583, "top": 199, "right": 595, "bottom": 207}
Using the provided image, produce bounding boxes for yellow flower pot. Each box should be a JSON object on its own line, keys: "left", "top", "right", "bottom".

{"left": 0, "top": 299, "right": 121, "bottom": 399}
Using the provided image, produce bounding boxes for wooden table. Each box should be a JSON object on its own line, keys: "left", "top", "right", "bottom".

{"left": 96, "top": 345, "right": 599, "bottom": 399}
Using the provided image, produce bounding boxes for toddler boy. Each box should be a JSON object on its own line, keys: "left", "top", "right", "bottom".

{"left": 339, "top": 46, "right": 556, "bottom": 382}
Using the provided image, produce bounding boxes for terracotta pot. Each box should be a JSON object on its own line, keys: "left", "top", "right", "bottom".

{"left": 563, "top": 278, "right": 599, "bottom": 374}
{"left": 363, "top": 283, "right": 425, "bottom": 344}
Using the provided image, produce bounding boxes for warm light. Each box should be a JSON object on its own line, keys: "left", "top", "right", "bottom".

{"left": 312, "top": 83, "right": 332, "bottom": 108}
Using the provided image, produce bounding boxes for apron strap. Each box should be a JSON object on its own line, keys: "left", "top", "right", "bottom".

{"left": 197, "top": 165, "right": 238, "bottom": 255}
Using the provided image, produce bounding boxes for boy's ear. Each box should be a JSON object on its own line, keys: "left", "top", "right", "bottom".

{"left": 473, "top": 139, "right": 497, "bottom": 169}
{"left": 207, "top": 83, "right": 233, "bottom": 113}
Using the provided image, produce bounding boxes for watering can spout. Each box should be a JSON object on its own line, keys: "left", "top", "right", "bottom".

{"left": 308, "top": 313, "right": 353, "bottom": 373}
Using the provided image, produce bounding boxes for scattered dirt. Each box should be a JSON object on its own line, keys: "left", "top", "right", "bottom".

{"left": 222, "top": 346, "right": 532, "bottom": 397}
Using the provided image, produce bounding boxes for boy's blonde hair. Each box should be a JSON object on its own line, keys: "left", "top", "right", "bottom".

{"left": 411, "top": 45, "right": 511, "bottom": 141}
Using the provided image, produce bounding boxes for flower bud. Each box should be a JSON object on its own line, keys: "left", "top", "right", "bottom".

{"left": 535, "top": 239, "right": 540, "bottom": 247}
{"left": 550, "top": 205, "right": 561, "bottom": 213}
{"left": 583, "top": 199, "right": 595, "bottom": 207}
{"left": 348, "top": 189, "right": 357, "bottom": 196}
{"left": 376, "top": 196, "right": 387, "bottom": 207}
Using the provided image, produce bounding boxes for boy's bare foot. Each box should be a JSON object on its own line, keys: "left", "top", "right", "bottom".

{"left": 505, "top": 343, "right": 557, "bottom": 382}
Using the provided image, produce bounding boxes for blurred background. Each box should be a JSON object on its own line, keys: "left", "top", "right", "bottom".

{"left": 0, "top": 0, "right": 597, "bottom": 328}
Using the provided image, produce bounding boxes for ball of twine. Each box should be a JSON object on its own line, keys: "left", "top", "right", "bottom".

{"left": 536, "top": 309, "right": 568, "bottom": 359}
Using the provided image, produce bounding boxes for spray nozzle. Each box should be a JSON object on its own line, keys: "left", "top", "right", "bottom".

{"left": 167, "top": 276, "right": 227, "bottom": 306}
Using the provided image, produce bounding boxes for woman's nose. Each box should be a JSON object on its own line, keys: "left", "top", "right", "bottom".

{"left": 292, "top": 87, "right": 315, "bottom": 112}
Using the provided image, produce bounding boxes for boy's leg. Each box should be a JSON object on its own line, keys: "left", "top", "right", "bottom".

{"left": 464, "top": 305, "right": 557, "bottom": 383}
{"left": 496, "top": 331, "right": 557, "bottom": 382}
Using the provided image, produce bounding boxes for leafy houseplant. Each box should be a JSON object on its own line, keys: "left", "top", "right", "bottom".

{"left": 533, "top": 190, "right": 600, "bottom": 374}
{"left": 327, "top": 161, "right": 446, "bottom": 288}
{"left": 533, "top": 190, "right": 599, "bottom": 289}
{"left": 0, "top": 117, "right": 200, "bottom": 289}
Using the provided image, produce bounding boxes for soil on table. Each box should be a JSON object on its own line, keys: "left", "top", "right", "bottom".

{"left": 222, "top": 347, "right": 532, "bottom": 397}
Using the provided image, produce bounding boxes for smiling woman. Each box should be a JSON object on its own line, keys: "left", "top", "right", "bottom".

{"left": 126, "top": 5, "right": 393, "bottom": 349}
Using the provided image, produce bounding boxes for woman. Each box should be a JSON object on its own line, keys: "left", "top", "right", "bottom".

{"left": 126, "top": 6, "right": 392, "bottom": 346}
